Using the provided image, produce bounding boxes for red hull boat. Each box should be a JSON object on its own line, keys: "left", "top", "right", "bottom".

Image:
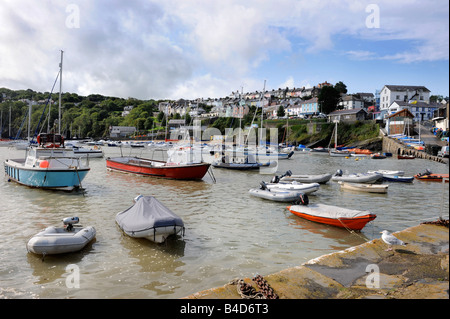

{"left": 287, "top": 203, "right": 376, "bottom": 231}
{"left": 414, "top": 173, "right": 449, "bottom": 182}
{"left": 106, "top": 156, "right": 210, "bottom": 180}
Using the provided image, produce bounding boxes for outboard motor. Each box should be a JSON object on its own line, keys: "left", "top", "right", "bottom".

{"left": 335, "top": 169, "right": 343, "bottom": 176}
{"left": 62, "top": 217, "right": 79, "bottom": 231}
{"left": 271, "top": 175, "right": 280, "bottom": 183}
{"left": 425, "top": 169, "right": 432, "bottom": 175}
{"left": 298, "top": 194, "right": 309, "bottom": 206}
{"left": 260, "top": 181, "right": 269, "bottom": 191}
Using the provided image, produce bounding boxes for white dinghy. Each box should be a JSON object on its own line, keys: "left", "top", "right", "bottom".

{"left": 279, "top": 170, "right": 332, "bottom": 184}
{"left": 249, "top": 182, "right": 303, "bottom": 202}
{"left": 266, "top": 171, "right": 320, "bottom": 194}
{"left": 266, "top": 181, "right": 320, "bottom": 194}
{"left": 116, "top": 195, "right": 185, "bottom": 244}
{"left": 27, "top": 217, "right": 96, "bottom": 256}
{"left": 331, "top": 169, "right": 382, "bottom": 184}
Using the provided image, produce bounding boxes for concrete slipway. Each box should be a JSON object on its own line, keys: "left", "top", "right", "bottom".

{"left": 185, "top": 222, "right": 449, "bottom": 299}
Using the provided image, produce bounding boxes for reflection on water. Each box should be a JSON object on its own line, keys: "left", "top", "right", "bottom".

{"left": 0, "top": 146, "right": 448, "bottom": 298}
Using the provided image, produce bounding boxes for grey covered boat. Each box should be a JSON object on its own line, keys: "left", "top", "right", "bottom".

{"left": 116, "top": 195, "right": 184, "bottom": 243}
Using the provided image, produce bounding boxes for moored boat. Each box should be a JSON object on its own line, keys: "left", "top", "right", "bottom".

{"left": 309, "top": 147, "right": 329, "bottom": 155}
{"left": 370, "top": 153, "right": 386, "bottom": 159}
{"left": 116, "top": 195, "right": 184, "bottom": 243}
{"left": 381, "top": 175, "right": 414, "bottom": 183}
{"left": 287, "top": 195, "right": 377, "bottom": 230}
{"left": 331, "top": 170, "right": 382, "bottom": 183}
{"left": 414, "top": 170, "right": 449, "bottom": 182}
{"left": 265, "top": 181, "right": 320, "bottom": 194}
{"left": 329, "top": 149, "right": 352, "bottom": 157}
{"left": 249, "top": 184, "right": 303, "bottom": 202}
{"left": 367, "top": 170, "right": 405, "bottom": 176}
{"left": 398, "top": 154, "right": 415, "bottom": 159}
{"left": 279, "top": 170, "right": 332, "bottom": 184}
{"left": 4, "top": 133, "right": 90, "bottom": 191}
{"left": 27, "top": 217, "right": 96, "bottom": 256}
{"left": 212, "top": 153, "right": 275, "bottom": 170}
{"left": 106, "top": 156, "right": 210, "bottom": 180}
{"left": 338, "top": 181, "right": 388, "bottom": 193}
{"left": 212, "top": 161, "right": 274, "bottom": 170}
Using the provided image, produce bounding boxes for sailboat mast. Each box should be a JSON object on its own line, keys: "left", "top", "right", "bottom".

{"left": 59, "top": 50, "right": 63, "bottom": 135}
{"left": 28, "top": 100, "right": 31, "bottom": 141}
{"left": 260, "top": 80, "right": 266, "bottom": 146}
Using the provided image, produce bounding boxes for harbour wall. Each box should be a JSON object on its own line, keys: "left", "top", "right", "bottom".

{"left": 184, "top": 223, "right": 449, "bottom": 299}
{"left": 382, "top": 134, "right": 447, "bottom": 164}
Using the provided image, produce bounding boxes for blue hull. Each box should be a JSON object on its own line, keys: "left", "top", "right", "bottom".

{"left": 382, "top": 176, "right": 414, "bottom": 183}
{"left": 4, "top": 163, "right": 89, "bottom": 190}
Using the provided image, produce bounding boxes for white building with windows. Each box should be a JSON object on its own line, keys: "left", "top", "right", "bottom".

{"left": 338, "top": 95, "right": 365, "bottom": 110}
{"left": 389, "top": 101, "right": 439, "bottom": 122}
{"left": 379, "top": 85, "right": 430, "bottom": 114}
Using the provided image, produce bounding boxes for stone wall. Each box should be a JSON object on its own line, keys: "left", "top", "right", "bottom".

{"left": 382, "top": 136, "right": 447, "bottom": 164}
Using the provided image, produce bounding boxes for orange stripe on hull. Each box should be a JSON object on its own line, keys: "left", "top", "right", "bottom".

{"left": 287, "top": 207, "right": 376, "bottom": 231}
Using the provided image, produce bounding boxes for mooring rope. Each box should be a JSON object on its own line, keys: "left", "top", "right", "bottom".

{"left": 229, "top": 275, "right": 279, "bottom": 299}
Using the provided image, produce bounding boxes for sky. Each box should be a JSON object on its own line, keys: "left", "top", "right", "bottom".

{"left": 0, "top": 0, "right": 448, "bottom": 101}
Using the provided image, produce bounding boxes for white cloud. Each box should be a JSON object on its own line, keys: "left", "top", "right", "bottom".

{"left": 0, "top": 0, "right": 448, "bottom": 100}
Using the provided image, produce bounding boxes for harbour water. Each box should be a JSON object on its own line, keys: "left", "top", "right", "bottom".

{"left": 0, "top": 145, "right": 448, "bottom": 299}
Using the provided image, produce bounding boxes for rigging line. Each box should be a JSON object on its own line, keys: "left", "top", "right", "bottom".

{"left": 33, "top": 70, "right": 60, "bottom": 139}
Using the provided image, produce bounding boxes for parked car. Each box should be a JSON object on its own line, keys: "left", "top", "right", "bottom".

{"left": 437, "top": 146, "right": 449, "bottom": 158}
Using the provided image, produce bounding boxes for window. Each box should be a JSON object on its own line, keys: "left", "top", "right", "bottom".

{"left": 396, "top": 95, "right": 400, "bottom": 100}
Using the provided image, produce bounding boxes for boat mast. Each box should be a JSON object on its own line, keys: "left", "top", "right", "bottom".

{"left": 59, "top": 50, "right": 63, "bottom": 135}
{"left": 260, "top": 80, "right": 266, "bottom": 147}
{"left": 28, "top": 99, "right": 32, "bottom": 141}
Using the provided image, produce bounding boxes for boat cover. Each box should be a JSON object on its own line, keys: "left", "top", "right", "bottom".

{"left": 289, "top": 203, "right": 373, "bottom": 219}
{"left": 116, "top": 196, "right": 184, "bottom": 233}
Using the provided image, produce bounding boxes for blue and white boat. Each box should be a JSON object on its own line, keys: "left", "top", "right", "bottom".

{"left": 381, "top": 175, "right": 414, "bottom": 183}
{"left": 4, "top": 133, "right": 90, "bottom": 191}
{"left": 3, "top": 51, "right": 90, "bottom": 191}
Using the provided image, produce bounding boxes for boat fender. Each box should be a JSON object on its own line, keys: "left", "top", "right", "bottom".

{"left": 299, "top": 194, "right": 309, "bottom": 206}
{"left": 39, "top": 160, "right": 49, "bottom": 168}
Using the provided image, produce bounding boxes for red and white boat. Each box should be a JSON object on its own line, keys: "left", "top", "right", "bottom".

{"left": 106, "top": 145, "right": 211, "bottom": 180}
{"left": 287, "top": 197, "right": 376, "bottom": 231}
{"left": 414, "top": 170, "right": 449, "bottom": 183}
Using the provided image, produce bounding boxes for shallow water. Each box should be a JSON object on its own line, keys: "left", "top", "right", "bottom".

{"left": 0, "top": 145, "right": 448, "bottom": 298}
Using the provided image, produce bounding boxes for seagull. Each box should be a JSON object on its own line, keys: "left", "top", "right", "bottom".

{"left": 380, "top": 230, "right": 407, "bottom": 251}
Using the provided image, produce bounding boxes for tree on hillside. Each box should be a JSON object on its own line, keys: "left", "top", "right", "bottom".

{"left": 318, "top": 86, "right": 341, "bottom": 114}
{"left": 277, "top": 105, "right": 285, "bottom": 117}
{"left": 334, "top": 81, "right": 347, "bottom": 94}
